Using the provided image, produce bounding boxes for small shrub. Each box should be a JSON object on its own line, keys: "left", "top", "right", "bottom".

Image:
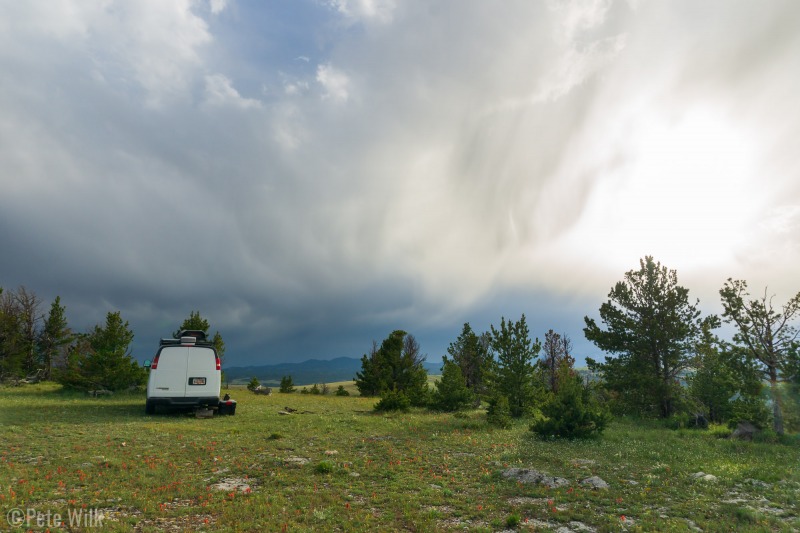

{"left": 486, "top": 395, "right": 512, "bottom": 429}
{"left": 665, "top": 412, "right": 690, "bottom": 430}
{"left": 300, "top": 387, "right": 309, "bottom": 394}
{"left": 335, "top": 385, "right": 350, "bottom": 396}
{"left": 707, "top": 424, "right": 732, "bottom": 439}
{"left": 505, "top": 514, "right": 521, "bottom": 528}
{"left": 309, "top": 383, "right": 321, "bottom": 395}
{"left": 314, "top": 460, "right": 336, "bottom": 474}
{"left": 246, "top": 376, "right": 260, "bottom": 391}
{"left": 752, "top": 428, "right": 781, "bottom": 444}
{"left": 530, "top": 364, "right": 611, "bottom": 439}
{"left": 733, "top": 506, "right": 759, "bottom": 524}
{"left": 374, "top": 389, "right": 410, "bottom": 412}
{"left": 320, "top": 383, "right": 330, "bottom": 395}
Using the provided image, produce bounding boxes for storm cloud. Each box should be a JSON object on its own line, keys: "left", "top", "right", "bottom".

{"left": 1, "top": 0, "right": 799, "bottom": 365}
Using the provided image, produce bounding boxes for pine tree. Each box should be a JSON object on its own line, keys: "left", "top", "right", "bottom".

{"left": 446, "top": 323, "right": 493, "bottom": 399}
{"left": 0, "top": 287, "right": 24, "bottom": 380}
{"left": 175, "top": 311, "right": 225, "bottom": 365}
{"left": 355, "top": 331, "right": 429, "bottom": 405}
{"left": 584, "top": 257, "right": 713, "bottom": 418}
{"left": 486, "top": 395, "right": 512, "bottom": 428}
{"left": 247, "top": 376, "right": 261, "bottom": 391}
{"left": 355, "top": 340, "right": 384, "bottom": 396}
{"left": 38, "top": 296, "right": 71, "bottom": 380}
{"left": 431, "top": 358, "right": 475, "bottom": 412}
{"left": 490, "top": 315, "right": 541, "bottom": 417}
{"left": 279, "top": 375, "right": 296, "bottom": 393}
{"left": 719, "top": 279, "right": 800, "bottom": 435}
{"left": 57, "top": 311, "right": 145, "bottom": 391}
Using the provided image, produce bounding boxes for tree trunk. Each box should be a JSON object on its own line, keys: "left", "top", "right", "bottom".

{"left": 769, "top": 369, "right": 784, "bottom": 436}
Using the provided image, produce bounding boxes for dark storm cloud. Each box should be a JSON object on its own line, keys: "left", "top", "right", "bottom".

{"left": 1, "top": 0, "right": 799, "bottom": 365}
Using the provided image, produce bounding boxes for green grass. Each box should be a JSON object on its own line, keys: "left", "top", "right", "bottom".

{"left": 1, "top": 383, "right": 799, "bottom": 532}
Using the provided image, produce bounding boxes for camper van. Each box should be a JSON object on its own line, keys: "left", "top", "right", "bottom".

{"left": 144, "top": 330, "right": 234, "bottom": 415}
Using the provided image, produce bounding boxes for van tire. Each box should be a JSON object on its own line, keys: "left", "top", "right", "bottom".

{"left": 145, "top": 401, "right": 155, "bottom": 415}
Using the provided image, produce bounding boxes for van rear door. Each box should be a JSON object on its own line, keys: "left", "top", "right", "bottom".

{"left": 151, "top": 346, "right": 188, "bottom": 397}
{"left": 185, "top": 346, "right": 220, "bottom": 397}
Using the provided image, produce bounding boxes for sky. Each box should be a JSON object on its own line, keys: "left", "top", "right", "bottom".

{"left": 1, "top": 0, "right": 799, "bottom": 368}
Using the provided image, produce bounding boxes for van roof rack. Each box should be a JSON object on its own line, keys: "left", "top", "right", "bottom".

{"left": 159, "top": 330, "right": 213, "bottom": 347}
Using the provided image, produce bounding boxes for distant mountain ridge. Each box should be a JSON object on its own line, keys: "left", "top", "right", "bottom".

{"left": 224, "top": 356, "right": 442, "bottom": 386}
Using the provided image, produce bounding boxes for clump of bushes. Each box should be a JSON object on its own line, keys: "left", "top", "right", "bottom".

{"left": 486, "top": 395, "right": 512, "bottom": 429}
{"left": 530, "top": 364, "right": 611, "bottom": 439}
{"left": 374, "top": 388, "right": 411, "bottom": 412}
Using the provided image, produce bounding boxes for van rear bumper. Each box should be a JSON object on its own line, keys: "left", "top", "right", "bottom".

{"left": 147, "top": 396, "right": 220, "bottom": 408}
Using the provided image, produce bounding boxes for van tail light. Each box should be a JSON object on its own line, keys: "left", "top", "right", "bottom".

{"left": 216, "top": 355, "right": 221, "bottom": 371}
{"left": 151, "top": 354, "right": 159, "bottom": 370}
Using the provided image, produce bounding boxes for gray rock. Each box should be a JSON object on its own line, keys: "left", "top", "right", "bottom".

{"left": 691, "top": 472, "right": 717, "bottom": 482}
{"left": 502, "top": 468, "right": 569, "bottom": 488}
{"left": 731, "top": 421, "right": 757, "bottom": 440}
{"left": 581, "top": 476, "right": 609, "bottom": 490}
{"left": 283, "top": 456, "right": 310, "bottom": 466}
{"left": 569, "top": 521, "right": 597, "bottom": 532}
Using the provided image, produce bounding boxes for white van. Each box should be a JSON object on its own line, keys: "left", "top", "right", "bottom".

{"left": 144, "top": 330, "right": 233, "bottom": 415}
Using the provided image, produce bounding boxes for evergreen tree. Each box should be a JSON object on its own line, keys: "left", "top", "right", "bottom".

{"left": 0, "top": 287, "right": 24, "bottom": 380}
{"left": 531, "top": 362, "right": 612, "bottom": 439}
{"left": 174, "top": 310, "right": 209, "bottom": 335}
{"left": 719, "top": 279, "right": 800, "bottom": 435}
{"left": 247, "top": 376, "right": 260, "bottom": 391}
{"left": 57, "top": 311, "right": 145, "bottom": 391}
{"left": 355, "top": 340, "right": 384, "bottom": 396}
{"left": 486, "top": 395, "right": 512, "bottom": 428}
{"left": 687, "top": 325, "right": 764, "bottom": 425}
{"left": 584, "top": 256, "right": 713, "bottom": 418}
{"left": 38, "top": 296, "right": 71, "bottom": 380}
{"left": 279, "top": 375, "right": 296, "bottom": 393}
{"left": 445, "top": 323, "right": 493, "bottom": 399}
{"left": 539, "top": 330, "right": 575, "bottom": 393}
{"left": 431, "top": 357, "right": 475, "bottom": 412}
{"left": 356, "top": 331, "right": 429, "bottom": 405}
{"left": 489, "top": 315, "right": 541, "bottom": 417}
{"left": 175, "top": 311, "right": 225, "bottom": 364}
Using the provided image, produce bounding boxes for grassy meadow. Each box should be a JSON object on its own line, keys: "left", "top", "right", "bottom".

{"left": 1, "top": 382, "right": 799, "bottom": 532}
